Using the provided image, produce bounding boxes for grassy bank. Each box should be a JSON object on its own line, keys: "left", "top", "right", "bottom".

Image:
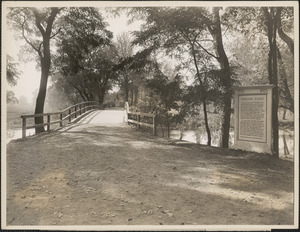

{"left": 7, "top": 104, "right": 34, "bottom": 129}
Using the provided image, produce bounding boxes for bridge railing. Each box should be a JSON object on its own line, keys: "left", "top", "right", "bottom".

{"left": 125, "top": 102, "right": 156, "bottom": 135}
{"left": 21, "top": 101, "right": 101, "bottom": 138}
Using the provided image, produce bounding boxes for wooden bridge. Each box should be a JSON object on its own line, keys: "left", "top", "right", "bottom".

{"left": 5, "top": 102, "right": 294, "bottom": 227}
{"left": 21, "top": 101, "right": 157, "bottom": 139}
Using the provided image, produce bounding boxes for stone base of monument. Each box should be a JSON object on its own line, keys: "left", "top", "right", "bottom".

{"left": 231, "top": 141, "right": 272, "bottom": 154}
{"left": 232, "top": 85, "right": 274, "bottom": 154}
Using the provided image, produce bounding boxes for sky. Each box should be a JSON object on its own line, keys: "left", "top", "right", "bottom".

{"left": 4, "top": 9, "right": 143, "bottom": 103}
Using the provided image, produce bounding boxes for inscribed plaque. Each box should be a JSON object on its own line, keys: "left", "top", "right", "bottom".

{"left": 238, "top": 94, "right": 267, "bottom": 142}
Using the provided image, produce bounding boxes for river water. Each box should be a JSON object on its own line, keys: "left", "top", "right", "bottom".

{"left": 169, "top": 129, "right": 294, "bottom": 161}
{"left": 6, "top": 128, "right": 35, "bottom": 143}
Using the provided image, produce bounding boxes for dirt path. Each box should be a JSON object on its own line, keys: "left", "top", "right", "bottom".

{"left": 6, "top": 110, "right": 294, "bottom": 226}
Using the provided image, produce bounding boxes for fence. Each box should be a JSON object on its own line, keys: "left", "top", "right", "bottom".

{"left": 125, "top": 102, "right": 157, "bottom": 135}
{"left": 21, "top": 101, "right": 100, "bottom": 138}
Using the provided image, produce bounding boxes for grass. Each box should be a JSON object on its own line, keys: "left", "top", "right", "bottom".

{"left": 6, "top": 104, "right": 34, "bottom": 131}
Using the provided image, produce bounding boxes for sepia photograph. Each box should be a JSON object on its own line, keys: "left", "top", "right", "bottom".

{"left": 1, "top": 1, "right": 299, "bottom": 231}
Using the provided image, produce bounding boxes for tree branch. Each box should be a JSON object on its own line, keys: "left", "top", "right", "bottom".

{"left": 277, "top": 7, "right": 294, "bottom": 56}
{"left": 45, "top": 8, "right": 62, "bottom": 36}
{"left": 37, "top": 42, "right": 43, "bottom": 54}
{"left": 261, "top": 7, "right": 273, "bottom": 44}
{"left": 222, "top": 25, "right": 230, "bottom": 37}
{"left": 195, "top": 40, "right": 219, "bottom": 60}
{"left": 200, "top": 13, "right": 214, "bottom": 34}
{"left": 21, "top": 19, "right": 42, "bottom": 58}
{"left": 178, "top": 27, "right": 218, "bottom": 60}
{"left": 33, "top": 9, "right": 46, "bottom": 36}
{"left": 68, "top": 79, "right": 86, "bottom": 100}
{"left": 50, "top": 28, "right": 62, "bottom": 39}
{"left": 192, "top": 32, "right": 201, "bottom": 44}
{"left": 198, "top": 39, "right": 214, "bottom": 42}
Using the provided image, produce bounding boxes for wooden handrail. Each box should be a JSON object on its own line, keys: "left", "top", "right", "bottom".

{"left": 20, "top": 101, "right": 97, "bottom": 119}
{"left": 125, "top": 102, "right": 156, "bottom": 136}
{"left": 127, "top": 111, "right": 155, "bottom": 118}
{"left": 21, "top": 101, "right": 101, "bottom": 138}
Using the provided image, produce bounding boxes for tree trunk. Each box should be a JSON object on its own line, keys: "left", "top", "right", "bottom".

{"left": 130, "top": 80, "right": 134, "bottom": 106}
{"left": 208, "top": 8, "right": 232, "bottom": 148}
{"left": 202, "top": 98, "right": 211, "bottom": 146}
{"left": 277, "top": 7, "right": 294, "bottom": 56}
{"left": 277, "top": 48, "right": 294, "bottom": 113}
{"left": 124, "top": 73, "right": 129, "bottom": 102}
{"left": 190, "top": 41, "right": 212, "bottom": 146}
{"left": 98, "top": 87, "right": 106, "bottom": 104}
{"left": 32, "top": 8, "right": 60, "bottom": 134}
{"left": 179, "top": 130, "right": 184, "bottom": 140}
{"left": 282, "top": 135, "right": 290, "bottom": 156}
{"left": 34, "top": 41, "right": 51, "bottom": 133}
{"left": 273, "top": 8, "right": 280, "bottom": 158}
{"left": 263, "top": 7, "right": 280, "bottom": 158}
{"left": 160, "top": 124, "right": 164, "bottom": 137}
{"left": 220, "top": 92, "right": 232, "bottom": 148}
{"left": 282, "top": 109, "right": 287, "bottom": 120}
{"left": 272, "top": 84, "right": 279, "bottom": 158}
{"left": 79, "top": 92, "right": 87, "bottom": 102}
{"left": 134, "top": 87, "right": 139, "bottom": 105}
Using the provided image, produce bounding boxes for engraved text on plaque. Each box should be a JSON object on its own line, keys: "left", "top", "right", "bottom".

{"left": 238, "top": 94, "right": 267, "bottom": 142}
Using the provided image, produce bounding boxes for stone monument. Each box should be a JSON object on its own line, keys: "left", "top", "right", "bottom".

{"left": 232, "top": 85, "right": 274, "bottom": 154}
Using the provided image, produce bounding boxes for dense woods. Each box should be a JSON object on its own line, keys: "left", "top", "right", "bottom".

{"left": 7, "top": 6, "right": 294, "bottom": 156}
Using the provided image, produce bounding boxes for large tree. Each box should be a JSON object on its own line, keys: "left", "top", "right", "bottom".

{"left": 53, "top": 8, "right": 114, "bottom": 103}
{"left": 203, "top": 8, "right": 233, "bottom": 148}
{"left": 54, "top": 45, "right": 117, "bottom": 103}
{"left": 130, "top": 7, "right": 233, "bottom": 147}
{"left": 8, "top": 7, "right": 62, "bottom": 133}
{"left": 261, "top": 7, "right": 282, "bottom": 157}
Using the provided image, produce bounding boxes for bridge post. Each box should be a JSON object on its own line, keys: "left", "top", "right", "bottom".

{"left": 69, "top": 109, "right": 71, "bottom": 122}
{"left": 127, "top": 112, "right": 130, "bottom": 125}
{"left": 22, "top": 117, "right": 26, "bottom": 139}
{"left": 74, "top": 106, "right": 77, "bottom": 118}
{"left": 47, "top": 115, "right": 50, "bottom": 131}
{"left": 153, "top": 115, "right": 157, "bottom": 136}
{"left": 79, "top": 104, "right": 82, "bottom": 115}
{"left": 60, "top": 113, "right": 63, "bottom": 127}
{"left": 138, "top": 114, "right": 141, "bottom": 129}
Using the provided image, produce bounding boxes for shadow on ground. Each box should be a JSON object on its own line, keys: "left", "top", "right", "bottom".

{"left": 6, "top": 110, "right": 294, "bottom": 226}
